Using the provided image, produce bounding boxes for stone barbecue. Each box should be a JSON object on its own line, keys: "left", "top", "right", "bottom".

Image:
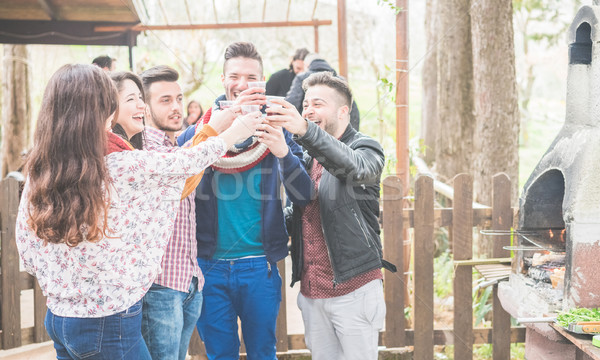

{"left": 497, "top": 2, "right": 600, "bottom": 359}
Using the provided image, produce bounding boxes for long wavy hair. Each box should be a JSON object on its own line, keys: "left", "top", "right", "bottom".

{"left": 26, "top": 64, "right": 118, "bottom": 246}
{"left": 110, "top": 71, "right": 146, "bottom": 150}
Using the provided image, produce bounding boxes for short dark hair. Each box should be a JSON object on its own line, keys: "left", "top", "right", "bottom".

{"left": 302, "top": 71, "right": 353, "bottom": 108}
{"left": 92, "top": 55, "right": 112, "bottom": 69}
{"left": 223, "top": 42, "right": 263, "bottom": 74}
{"left": 293, "top": 48, "right": 310, "bottom": 61}
{"left": 140, "top": 65, "right": 179, "bottom": 99}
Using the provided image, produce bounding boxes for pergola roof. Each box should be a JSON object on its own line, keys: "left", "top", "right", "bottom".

{"left": 0, "top": 0, "right": 141, "bottom": 46}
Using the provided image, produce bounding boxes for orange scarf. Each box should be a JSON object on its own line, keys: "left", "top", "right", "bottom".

{"left": 180, "top": 124, "right": 218, "bottom": 199}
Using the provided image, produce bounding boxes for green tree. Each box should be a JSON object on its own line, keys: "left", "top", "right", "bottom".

{"left": 513, "top": 0, "right": 582, "bottom": 146}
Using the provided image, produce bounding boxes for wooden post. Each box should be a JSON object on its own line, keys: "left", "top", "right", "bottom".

{"left": 127, "top": 30, "right": 136, "bottom": 72}
{"left": 413, "top": 175, "right": 434, "bottom": 359}
{"left": 336, "top": 0, "right": 348, "bottom": 78}
{"left": 1, "top": 45, "right": 30, "bottom": 178}
{"left": 395, "top": 0, "right": 409, "bottom": 182}
{"left": 313, "top": 25, "right": 319, "bottom": 53}
{"left": 275, "top": 260, "right": 288, "bottom": 351}
{"left": 452, "top": 174, "right": 473, "bottom": 359}
{"left": 33, "top": 279, "right": 50, "bottom": 342}
{"left": 395, "top": 0, "right": 411, "bottom": 308}
{"left": 492, "top": 173, "right": 512, "bottom": 359}
{"left": 1, "top": 178, "right": 22, "bottom": 349}
{"left": 383, "top": 176, "right": 405, "bottom": 347}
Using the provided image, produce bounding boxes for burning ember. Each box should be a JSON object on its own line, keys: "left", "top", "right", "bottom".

{"left": 525, "top": 252, "right": 566, "bottom": 287}
{"left": 547, "top": 228, "right": 566, "bottom": 243}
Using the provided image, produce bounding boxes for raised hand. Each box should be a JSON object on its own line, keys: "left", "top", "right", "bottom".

{"left": 234, "top": 87, "right": 267, "bottom": 106}
{"left": 255, "top": 123, "right": 289, "bottom": 158}
{"left": 207, "top": 105, "right": 241, "bottom": 133}
{"left": 264, "top": 98, "right": 307, "bottom": 136}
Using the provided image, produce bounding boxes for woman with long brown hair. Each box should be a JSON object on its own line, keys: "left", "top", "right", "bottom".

{"left": 15, "top": 64, "right": 260, "bottom": 359}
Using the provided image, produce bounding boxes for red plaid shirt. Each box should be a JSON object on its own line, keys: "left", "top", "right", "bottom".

{"left": 300, "top": 159, "right": 382, "bottom": 299}
{"left": 144, "top": 126, "right": 204, "bottom": 293}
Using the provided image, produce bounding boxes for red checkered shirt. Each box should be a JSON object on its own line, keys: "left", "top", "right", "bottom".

{"left": 144, "top": 126, "right": 204, "bottom": 293}
{"left": 300, "top": 159, "right": 382, "bottom": 299}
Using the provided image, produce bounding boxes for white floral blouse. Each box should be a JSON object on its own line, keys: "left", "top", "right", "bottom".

{"left": 16, "top": 137, "right": 226, "bottom": 317}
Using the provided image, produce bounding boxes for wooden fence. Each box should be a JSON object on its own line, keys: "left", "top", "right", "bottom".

{"left": 0, "top": 177, "right": 50, "bottom": 350}
{"left": 0, "top": 174, "right": 525, "bottom": 359}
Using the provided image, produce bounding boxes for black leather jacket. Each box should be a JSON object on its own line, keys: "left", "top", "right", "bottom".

{"left": 289, "top": 122, "right": 396, "bottom": 287}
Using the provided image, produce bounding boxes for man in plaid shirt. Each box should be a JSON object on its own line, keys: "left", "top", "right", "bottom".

{"left": 139, "top": 65, "right": 237, "bottom": 360}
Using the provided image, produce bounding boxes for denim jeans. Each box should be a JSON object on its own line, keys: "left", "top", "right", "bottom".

{"left": 44, "top": 300, "right": 151, "bottom": 360}
{"left": 141, "top": 277, "right": 203, "bottom": 360}
{"left": 197, "top": 257, "right": 281, "bottom": 360}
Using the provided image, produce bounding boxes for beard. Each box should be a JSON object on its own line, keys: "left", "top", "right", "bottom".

{"left": 148, "top": 106, "right": 182, "bottom": 132}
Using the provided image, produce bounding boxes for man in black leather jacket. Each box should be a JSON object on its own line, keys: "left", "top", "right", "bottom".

{"left": 265, "top": 72, "right": 396, "bottom": 360}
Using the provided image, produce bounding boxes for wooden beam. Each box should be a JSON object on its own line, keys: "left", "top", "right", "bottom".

{"left": 286, "top": 327, "right": 526, "bottom": 349}
{"left": 401, "top": 207, "right": 493, "bottom": 229}
{"left": 47, "top": 6, "right": 139, "bottom": 22}
{"left": 2, "top": 327, "right": 526, "bottom": 352}
{"left": 0, "top": 20, "right": 140, "bottom": 46}
{"left": 37, "top": 0, "right": 59, "bottom": 20}
{"left": 95, "top": 20, "right": 332, "bottom": 32}
{"left": 0, "top": 4, "right": 50, "bottom": 21}
{"left": 336, "top": 0, "right": 348, "bottom": 78}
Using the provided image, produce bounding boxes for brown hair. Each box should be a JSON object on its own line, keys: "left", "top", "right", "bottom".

{"left": 223, "top": 42, "right": 263, "bottom": 75}
{"left": 110, "top": 71, "right": 146, "bottom": 150}
{"left": 140, "top": 65, "right": 179, "bottom": 101}
{"left": 302, "top": 71, "right": 353, "bottom": 108}
{"left": 26, "top": 64, "right": 118, "bottom": 247}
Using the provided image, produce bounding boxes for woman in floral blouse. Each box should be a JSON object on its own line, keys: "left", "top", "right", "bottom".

{"left": 15, "top": 64, "right": 261, "bottom": 359}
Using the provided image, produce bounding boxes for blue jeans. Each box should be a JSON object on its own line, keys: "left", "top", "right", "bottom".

{"left": 44, "top": 300, "right": 151, "bottom": 360}
{"left": 141, "top": 277, "right": 203, "bottom": 360}
{"left": 197, "top": 257, "right": 282, "bottom": 360}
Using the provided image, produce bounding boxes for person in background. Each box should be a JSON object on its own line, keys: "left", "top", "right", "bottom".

{"left": 92, "top": 55, "right": 116, "bottom": 72}
{"left": 15, "top": 63, "right": 261, "bottom": 359}
{"left": 178, "top": 41, "right": 312, "bottom": 360}
{"left": 266, "top": 48, "right": 309, "bottom": 97}
{"left": 285, "top": 53, "right": 360, "bottom": 131}
{"left": 183, "top": 100, "right": 204, "bottom": 128}
{"left": 110, "top": 71, "right": 146, "bottom": 150}
{"left": 267, "top": 72, "right": 396, "bottom": 360}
